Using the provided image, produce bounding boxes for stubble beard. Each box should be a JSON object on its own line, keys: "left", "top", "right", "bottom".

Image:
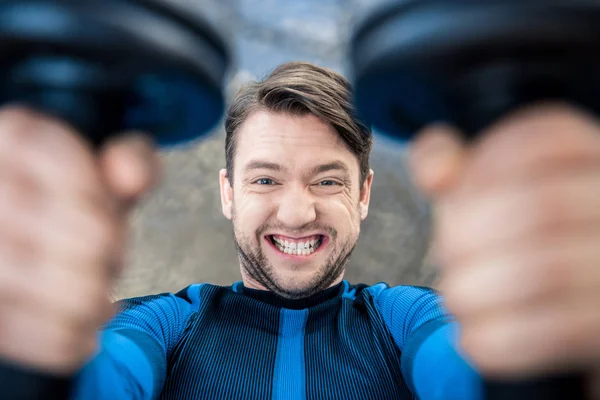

{"left": 231, "top": 211, "right": 358, "bottom": 299}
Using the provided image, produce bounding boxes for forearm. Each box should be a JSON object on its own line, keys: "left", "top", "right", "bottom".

{"left": 72, "top": 291, "right": 196, "bottom": 400}
{"left": 403, "top": 321, "right": 483, "bottom": 400}
{"left": 72, "top": 330, "right": 162, "bottom": 400}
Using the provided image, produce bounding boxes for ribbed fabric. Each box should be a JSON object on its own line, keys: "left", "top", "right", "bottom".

{"left": 160, "top": 285, "right": 280, "bottom": 399}
{"left": 401, "top": 319, "right": 450, "bottom": 394}
{"left": 111, "top": 293, "right": 195, "bottom": 355}
{"left": 371, "top": 284, "right": 448, "bottom": 349}
{"left": 239, "top": 282, "right": 344, "bottom": 309}
{"left": 75, "top": 292, "right": 200, "bottom": 400}
{"left": 408, "top": 322, "right": 482, "bottom": 400}
{"left": 108, "top": 293, "right": 196, "bottom": 398}
{"left": 304, "top": 286, "right": 410, "bottom": 399}
{"left": 371, "top": 284, "right": 483, "bottom": 400}
{"left": 74, "top": 331, "right": 156, "bottom": 400}
{"left": 273, "top": 308, "right": 309, "bottom": 400}
{"left": 74, "top": 281, "right": 482, "bottom": 400}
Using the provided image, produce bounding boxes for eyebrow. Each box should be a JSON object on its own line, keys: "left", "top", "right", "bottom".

{"left": 242, "top": 160, "right": 350, "bottom": 176}
{"left": 309, "top": 161, "right": 350, "bottom": 176}
{"left": 243, "top": 161, "right": 285, "bottom": 174}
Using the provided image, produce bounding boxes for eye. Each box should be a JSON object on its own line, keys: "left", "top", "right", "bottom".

{"left": 317, "top": 180, "right": 340, "bottom": 186}
{"left": 255, "top": 178, "right": 275, "bottom": 185}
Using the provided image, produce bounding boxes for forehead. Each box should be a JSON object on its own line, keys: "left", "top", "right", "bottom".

{"left": 234, "top": 110, "right": 358, "bottom": 172}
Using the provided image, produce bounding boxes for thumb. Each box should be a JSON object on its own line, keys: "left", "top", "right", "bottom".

{"left": 98, "top": 132, "right": 162, "bottom": 211}
{"left": 407, "top": 124, "right": 468, "bottom": 200}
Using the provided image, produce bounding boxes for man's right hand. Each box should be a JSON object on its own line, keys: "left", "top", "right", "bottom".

{"left": 0, "top": 107, "right": 160, "bottom": 376}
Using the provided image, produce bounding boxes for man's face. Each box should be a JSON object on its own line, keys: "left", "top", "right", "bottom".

{"left": 219, "top": 110, "right": 373, "bottom": 299}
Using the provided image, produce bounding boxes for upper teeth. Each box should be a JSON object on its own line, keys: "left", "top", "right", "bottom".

{"left": 275, "top": 237, "right": 317, "bottom": 248}
{"left": 272, "top": 236, "right": 321, "bottom": 255}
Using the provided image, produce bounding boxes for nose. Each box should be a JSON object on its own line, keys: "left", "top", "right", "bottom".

{"left": 276, "top": 184, "right": 317, "bottom": 229}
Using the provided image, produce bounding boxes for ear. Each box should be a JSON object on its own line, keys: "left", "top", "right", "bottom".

{"left": 219, "top": 169, "right": 233, "bottom": 220}
{"left": 359, "top": 169, "right": 374, "bottom": 220}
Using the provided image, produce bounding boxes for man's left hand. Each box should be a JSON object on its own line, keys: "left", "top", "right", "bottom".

{"left": 408, "top": 103, "right": 600, "bottom": 379}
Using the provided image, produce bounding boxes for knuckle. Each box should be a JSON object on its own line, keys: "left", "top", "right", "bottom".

{"left": 0, "top": 107, "right": 64, "bottom": 157}
{"left": 525, "top": 104, "right": 590, "bottom": 140}
{"left": 531, "top": 184, "right": 571, "bottom": 233}
{"left": 0, "top": 106, "right": 40, "bottom": 142}
{"left": 532, "top": 250, "right": 571, "bottom": 296}
{"left": 6, "top": 170, "right": 43, "bottom": 210}
{"left": 0, "top": 246, "right": 34, "bottom": 297}
{"left": 48, "top": 149, "right": 98, "bottom": 191}
{"left": 3, "top": 232, "right": 39, "bottom": 270}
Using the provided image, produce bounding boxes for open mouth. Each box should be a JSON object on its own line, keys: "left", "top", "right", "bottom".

{"left": 267, "top": 234, "right": 325, "bottom": 256}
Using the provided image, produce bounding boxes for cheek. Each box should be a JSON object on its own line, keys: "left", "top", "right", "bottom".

{"left": 234, "top": 195, "right": 275, "bottom": 230}
{"left": 318, "top": 198, "right": 361, "bottom": 231}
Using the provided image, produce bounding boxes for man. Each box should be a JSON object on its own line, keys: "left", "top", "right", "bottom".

{"left": 0, "top": 62, "right": 599, "bottom": 399}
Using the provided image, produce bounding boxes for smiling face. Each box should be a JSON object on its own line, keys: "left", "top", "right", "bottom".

{"left": 220, "top": 110, "right": 373, "bottom": 299}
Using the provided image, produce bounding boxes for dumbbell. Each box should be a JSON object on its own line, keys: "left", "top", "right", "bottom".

{"left": 0, "top": 0, "right": 231, "bottom": 148}
{"left": 349, "top": 0, "right": 597, "bottom": 399}
{"left": 0, "top": 1, "right": 230, "bottom": 399}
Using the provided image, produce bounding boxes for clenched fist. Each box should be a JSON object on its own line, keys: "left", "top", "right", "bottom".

{"left": 0, "top": 107, "right": 160, "bottom": 375}
{"left": 409, "top": 103, "right": 600, "bottom": 383}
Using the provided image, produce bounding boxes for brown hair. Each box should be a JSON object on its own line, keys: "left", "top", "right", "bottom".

{"left": 224, "top": 62, "right": 373, "bottom": 186}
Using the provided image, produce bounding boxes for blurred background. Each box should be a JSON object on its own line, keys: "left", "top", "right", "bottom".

{"left": 115, "top": 0, "right": 438, "bottom": 299}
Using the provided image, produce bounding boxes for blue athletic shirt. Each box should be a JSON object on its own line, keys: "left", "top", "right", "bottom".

{"left": 73, "top": 281, "right": 483, "bottom": 399}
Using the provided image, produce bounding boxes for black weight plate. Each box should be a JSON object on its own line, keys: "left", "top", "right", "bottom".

{"left": 350, "top": 0, "right": 600, "bottom": 141}
{"left": 0, "top": 0, "right": 232, "bottom": 147}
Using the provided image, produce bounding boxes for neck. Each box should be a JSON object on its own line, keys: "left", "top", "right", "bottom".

{"left": 238, "top": 279, "right": 346, "bottom": 309}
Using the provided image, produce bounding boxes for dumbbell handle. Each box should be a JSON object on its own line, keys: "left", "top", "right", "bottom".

{"left": 485, "top": 372, "right": 588, "bottom": 400}
{"left": 0, "top": 359, "right": 72, "bottom": 400}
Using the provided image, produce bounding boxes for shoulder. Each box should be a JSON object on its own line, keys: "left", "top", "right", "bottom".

{"left": 348, "top": 282, "right": 450, "bottom": 347}
{"left": 349, "top": 281, "right": 442, "bottom": 306}
{"left": 112, "top": 283, "right": 227, "bottom": 329}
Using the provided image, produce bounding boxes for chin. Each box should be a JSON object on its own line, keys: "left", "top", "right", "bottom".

{"left": 274, "top": 269, "right": 318, "bottom": 288}
{"left": 274, "top": 267, "right": 334, "bottom": 294}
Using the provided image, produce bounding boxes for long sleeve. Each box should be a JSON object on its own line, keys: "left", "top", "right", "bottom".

{"left": 71, "top": 289, "right": 199, "bottom": 400}
{"left": 370, "top": 284, "right": 483, "bottom": 400}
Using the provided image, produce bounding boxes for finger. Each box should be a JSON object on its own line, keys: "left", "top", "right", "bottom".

{"left": 460, "top": 103, "right": 600, "bottom": 192}
{"left": 459, "top": 294, "right": 600, "bottom": 378}
{"left": 0, "top": 106, "right": 92, "bottom": 158}
{"left": 0, "top": 303, "right": 98, "bottom": 375}
{"left": 98, "top": 132, "right": 161, "bottom": 208}
{"left": 0, "top": 186, "right": 124, "bottom": 282}
{"left": 4, "top": 260, "right": 114, "bottom": 335}
{"left": 440, "top": 229, "right": 600, "bottom": 318}
{"left": 407, "top": 124, "right": 468, "bottom": 199}
{"left": 0, "top": 106, "right": 102, "bottom": 190}
{"left": 436, "top": 167, "right": 600, "bottom": 266}
{"left": 33, "top": 264, "right": 115, "bottom": 333}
